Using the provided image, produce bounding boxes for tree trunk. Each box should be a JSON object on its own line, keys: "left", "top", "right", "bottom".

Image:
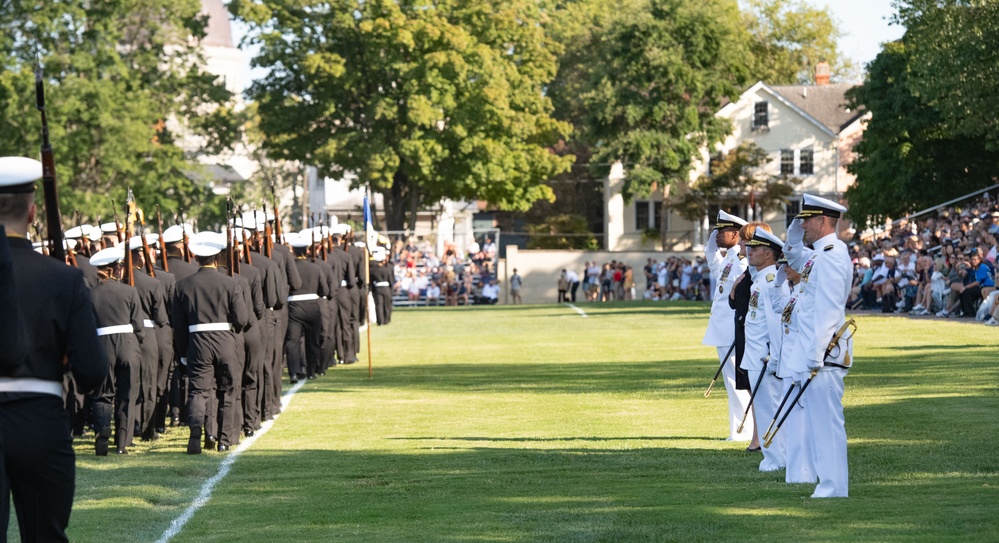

{"left": 383, "top": 170, "right": 409, "bottom": 231}
{"left": 659, "top": 184, "right": 672, "bottom": 251}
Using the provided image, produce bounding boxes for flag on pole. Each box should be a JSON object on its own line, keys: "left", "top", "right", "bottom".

{"left": 363, "top": 192, "right": 377, "bottom": 248}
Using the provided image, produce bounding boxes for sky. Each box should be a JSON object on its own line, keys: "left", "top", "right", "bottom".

{"left": 804, "top": 0, "right": 906, "bottom": 69}
{"left": 232, "top": 0, "right": 907, "bottom": 92}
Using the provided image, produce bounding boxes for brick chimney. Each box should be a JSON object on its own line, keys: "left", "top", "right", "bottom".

{"left": 815, "top": 61, "right": 831, "bottom": 85}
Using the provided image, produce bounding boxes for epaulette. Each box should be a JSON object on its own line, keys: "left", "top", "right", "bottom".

{"left": 766, "top": 273, "right": 775, "bottom": 282}
{"left": 824, "top": 245, "right": 834, "bottom": 251}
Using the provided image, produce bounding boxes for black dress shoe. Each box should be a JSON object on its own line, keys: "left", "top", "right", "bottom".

{"left": 116, "top": 448, "right": 128, "bottom": 455}
{"left": 746, "top": 446, "right": 762, "bottom": 452}
{"left": 205, "top": 435, "right": 218, "bottom": 451}
{"left": 95, "top": 437, "right": 109, "bottom": 457}
{"left": 187, "top": 437, "right": 202, "bottom": 455}
{"left": 217, "top": 444, "right": 230, "bottom": 452}
{"left": 156, "top": 427, "right": 166, "bottom": 434}
{"left": 244, "top": 429, "right": 255, "bottom": 438}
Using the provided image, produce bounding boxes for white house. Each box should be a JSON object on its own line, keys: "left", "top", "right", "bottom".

{"left": 606, "top": 74, "right": 868, "bottom": 251}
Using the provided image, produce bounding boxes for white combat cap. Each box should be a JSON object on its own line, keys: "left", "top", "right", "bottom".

{"left": 161, "top": 224, "right": 194, "bottom": 244}
{"left": 0, "top": 157, "right": 42, "bottom": 193}
{"left": 797, "top": 193, "right": 848, "bottom": 219}
{"left": 746, "top": 228, "right": 785, "bottom": 251}
{"left": 100, "top": 222, "right": 122, "bottom": 235}
{"left": 331, "top": 223, "right": 349, "bottom": 237}
{"left": 63, "top": 238, "right": 78, "bottom": 251}
{"left": 188, "top": 231, "right": 226, "bottom": 257}
{"left": 65, "top": 225, "right": 87, "bottom": 239}
{"left": 91, "top": 247, "right": 125, "bottom": 267}
{"left": 84, "top": 225, "right": 102, "bottom": 240}
{"left": 370, "top": 247, "right": 387, "bottom": 262}
{"left": 714, "top": 210, "right": 747, "bottom": 230}
{"left": 286, "top": 232, "right": 309, "bottom": 248}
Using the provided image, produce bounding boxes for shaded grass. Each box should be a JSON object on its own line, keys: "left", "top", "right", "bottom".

{"left": 50, "top": 302, "right": 999, "bottom": 541}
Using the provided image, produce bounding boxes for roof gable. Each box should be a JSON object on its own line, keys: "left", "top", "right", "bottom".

{"left": 719, "top": 81, "right": 863, "bottom": 136}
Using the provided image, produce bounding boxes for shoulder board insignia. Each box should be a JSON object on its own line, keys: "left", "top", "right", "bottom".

{"left": 766, "top": 273, "right": 775, "bottom": 282}
{"left": 824, "top": 244, "right": 834, "bottom": 251}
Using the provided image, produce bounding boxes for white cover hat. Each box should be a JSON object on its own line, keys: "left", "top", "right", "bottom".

{"left": 797, "top": 193, "right": 848, "bottom": 219}
{"left": 714, "top": 210, "right": 747, "bottom": 230}
{"left": 161, "top": 224, "right": 194, "bottom": 244}
{"left": 188, "top": 231, "right": 226, "bottom": 257}
{"left": 91, "top": 247, "right": 125, "bottom": 267}
{"left": 0, "top": 156, "right": 42, "bottom": 193}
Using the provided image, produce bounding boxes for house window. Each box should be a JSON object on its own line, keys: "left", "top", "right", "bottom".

{"left": 780, "top": 150, "right": 794, "bottom": 175}
{"left": 752, "top": 101, "right": 769, "bottom": 131}
{"left": 785, "top": 199, "right": 801, "bottom": 228}
{"left": 799, "top": 148, "right": 814, "bottom": 175}
{"left": 635, "top": 200, "right": 650, "bottom": 231}
{"left": 653, "top": 202, "right": 663, "bottom": 232}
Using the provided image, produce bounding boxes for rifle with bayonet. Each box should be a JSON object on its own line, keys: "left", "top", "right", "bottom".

{"left": 111, "top": 198, "right": 124, "bottom": 245}
{"left": 35, "top": 64, "right": 65, "bottom": 262}
{"left": 123, "top": 192, "right": 135, "bottom": 287}
{"left": 156, "top": 205, "right": 169, "bottom": 272}
{"left": 180, "top": 212, "right": 191, "bottom": 263}
{"left": 225, "top": 197, "right": 234, "bottom": 277}
{"left": 262, "top": 201, "right": 273, "bottom": 258}
{"left": 137, "top": 206, "right": 155, "bottom": 278}
{"left": 270, "top": 182, "right": 283, "bottom": 245}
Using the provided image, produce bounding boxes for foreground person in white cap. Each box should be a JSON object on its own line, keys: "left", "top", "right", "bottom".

{"left": 783, "top": 193, "right": 853, "bottom": 498}
{"left": 172, "top": 232, "right": 248, "bottom": 454}
{"left": 0, "top": 156, "right": 106, "bottom": 541}
{"left": 703, "top": 210, "right": 754, "bottom": 441}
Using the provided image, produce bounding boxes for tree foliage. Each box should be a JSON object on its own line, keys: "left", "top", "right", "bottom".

{"left": 526, "top": 214, "right": 599, "bottom": 250}
{"left": 672, "top": 142, "right": 799, "bottom": 221}
{"left": 742, "top": 0, "right": 853, "bottom": 85}
{"left": 231, "top": 0, "right": 574, "bottom": 231}
{"left": 845, "top": 3, "right": 999, "bottom": 227}
{"left": 573, "top": 0, "right": 751, "bottom": 205}
{"left": 0, "top": 0, "right": 240, "bottom": 227}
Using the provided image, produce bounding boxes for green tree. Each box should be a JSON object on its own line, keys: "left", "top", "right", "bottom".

{"left": 526, "top": 214, "right": 599, "bottom": 250}
{"left": 742, "top": 0, "right": 853, "bottom": 85}
{"left": 671, "top": 142, "right": 799, "bottom": 221}
{"left": 894, "top": 0, "right": 999, "bottom": 148}
{"left": 568, "top": 0, "right": 751, "bottom": 246}
{"left": 845, "top": 36, "right": 999, "bottom": 227}
{"left": 231, "top": 0, "right": 574, "bottom": 232}
{"left": 0, "top": 0, "right": 240, "bottom": 227}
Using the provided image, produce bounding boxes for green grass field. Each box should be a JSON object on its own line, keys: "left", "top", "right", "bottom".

{"left": 37, "top": 303, "right": 999, "bottom": 541}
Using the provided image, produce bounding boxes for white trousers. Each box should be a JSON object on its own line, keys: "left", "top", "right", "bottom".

{"left": 718, "top": 346, "right": 753, "bottom": 441}
{"left": 749, "top": 369, "right": 785, "bottom": 471}
{"left": 781, "top": 377, "right": 817, "bottom": 484}
{"left": 806, "top": 368, "right": 849, "bottom": 498}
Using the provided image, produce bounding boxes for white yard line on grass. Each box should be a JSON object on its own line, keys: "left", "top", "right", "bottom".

{"left": 154, "top": 378, "right": 306, "bottom": 543}
{"left": 566, "top": 303, "right": 588, "bottom": 318}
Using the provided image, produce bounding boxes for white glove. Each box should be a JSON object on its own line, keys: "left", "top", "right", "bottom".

{"left": 806, "top": 357, "right": 822, "bottom": 372}
{"left": 705, "top": 229, "right": 718, "bottom": 254}
{"left": 787, "top": 218, "right": 804, "bottom": 246}
{"left": 774, "top": 264, "right": 787, "bottom": 287}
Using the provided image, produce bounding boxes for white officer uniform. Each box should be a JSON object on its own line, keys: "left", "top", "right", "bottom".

{"left": 775, "top": 258, "right": 817, "bottom": 485}
{"left": 743, "top": 229, "right": 790, "bottom": 472}
{"left": 702, "top": 210, "right": 752, "bottom": 441}
{"left": 784, "top": 194, "right": 853, "bottom": 498}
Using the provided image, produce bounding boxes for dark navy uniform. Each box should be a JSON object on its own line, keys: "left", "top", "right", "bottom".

{"left": 0, "top": 234, "right": 106, "bottom": 542}
{"left": 166, "top": 253, "right": 198, "bottom": 424}
{"left": 131, "top": 261, "right": 166, "bottom": 441}
{"left": 235, "top": 260, "right": 266, "bottom": 437}
{"left": 371, "top": 260, "right": 394, "bottom": 325}
{"left": 249, "top": 249, "right": 281, "bottom": 420}
{"left": 347, "top": 243, "right": 366, "bottom": 353}
{"left": 91, "top": 275, "right": 146, "bottom": 454}
{"left": 173, "top": 266, "right": 248, "bottom": 453}
{"left": 285, "top": 255, "right": 329, "bottom": 380}
{"left": 330, "top": 245, "right": 357, "bottom": 364}
{"left": 149, "top": 265, "right": 176, "bottom": 432}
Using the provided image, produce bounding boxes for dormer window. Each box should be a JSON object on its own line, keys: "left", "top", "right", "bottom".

{"left": 752, "top": 101, "right": 769, "bottom": 131}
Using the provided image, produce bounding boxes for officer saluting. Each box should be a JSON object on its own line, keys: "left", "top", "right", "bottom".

{"left": 173, "top": 232, "right": 248, "bottom": 454}
{"left": 0, "top": 156, "right": 106, "bottom": 542}
{"left": 783, "top": 193, "right": 853, "bottom": 498}
{"left": 703, "top": 210, "right": 753, "bottom": 441}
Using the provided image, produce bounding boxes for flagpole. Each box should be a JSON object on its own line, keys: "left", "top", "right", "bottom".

{"left": 364, "top": 190, "right": 373, "bottom": 379}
